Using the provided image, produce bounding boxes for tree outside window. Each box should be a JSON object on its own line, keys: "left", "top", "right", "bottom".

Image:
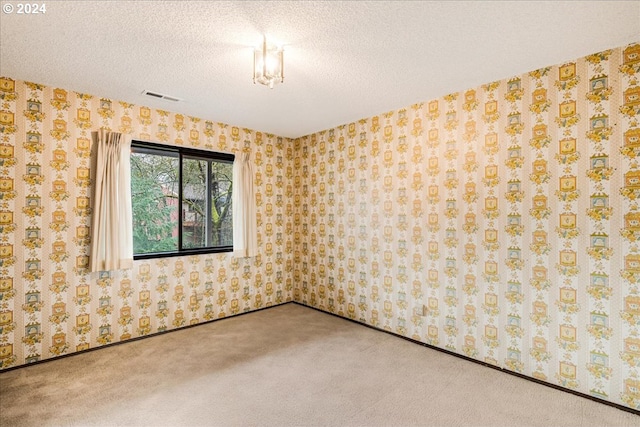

{"left": 130, "top": 142, "right": 233, "bottom": 258}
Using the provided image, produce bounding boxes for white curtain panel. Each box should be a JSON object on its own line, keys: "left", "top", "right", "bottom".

{"left": 232, "top": 151, "right": 257, "bottom": 258}
{"left": 89, "top": 130, "right": 133, "bottom": 272}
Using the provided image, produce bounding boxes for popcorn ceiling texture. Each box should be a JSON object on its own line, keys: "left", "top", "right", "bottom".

{"left": 1, "top": 40, "right": 640, "bottom": 412}
{"left": 1, "top": 1, "right": 638, "bottom": 138}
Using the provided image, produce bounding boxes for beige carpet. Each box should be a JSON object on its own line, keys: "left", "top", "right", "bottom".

{"left": 0, "top": 303, "right": 637, "bottom": 427}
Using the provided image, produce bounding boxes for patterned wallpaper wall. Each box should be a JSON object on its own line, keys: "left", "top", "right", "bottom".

{"left": 293, "top": 43, "right": 640, "bottom": 410}
{"left": 0, "top": 78, "right": 295, "bottom": 368}
{"left": 1, "top": 42, "right": 639, "bottom": 411}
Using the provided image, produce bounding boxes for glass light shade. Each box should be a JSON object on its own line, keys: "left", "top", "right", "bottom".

{"left": 253, "top": 36, "right": 284, "bottom": 89}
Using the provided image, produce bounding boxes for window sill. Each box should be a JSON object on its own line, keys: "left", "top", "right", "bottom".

{"left": 133, "top": 246, "right": 234, "bottom": 260}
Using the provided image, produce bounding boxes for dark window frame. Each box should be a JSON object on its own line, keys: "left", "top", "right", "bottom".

{"left": 131, "top": 140, "right": 235, "bottom": 260}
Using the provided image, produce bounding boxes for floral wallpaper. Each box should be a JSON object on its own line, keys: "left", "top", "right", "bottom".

{"left": 293, "top": 43, "right": 640, "bottom": 410}
{"left": 1, "top": 41, "right": 639, "bottom": 413}
{"left": 0, "top": 78, "right": 295, "bottom": 368}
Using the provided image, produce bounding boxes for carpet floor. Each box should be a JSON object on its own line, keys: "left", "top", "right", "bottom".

{"left": 0, "top": 303, "right": 638, "bottom": 426}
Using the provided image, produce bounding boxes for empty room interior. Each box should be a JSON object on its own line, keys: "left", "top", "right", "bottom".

{"left": 1, "top": 1, "right": 640, "bottom": 425}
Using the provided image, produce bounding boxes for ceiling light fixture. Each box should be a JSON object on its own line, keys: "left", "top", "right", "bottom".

{"left": 253, "top": 35, "right": 284, "bottom": 89}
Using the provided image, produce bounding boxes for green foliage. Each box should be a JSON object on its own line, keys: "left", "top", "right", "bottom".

{"left": 130, "top": 149, "right": 233, "bottom": 253}
{"left": 211, "top": 162, "right": 233, "bottom": 246}
{"left": 131, "top": 154, "right": 177, "bottom": 254}
{"left": 180, "top": 157, "right": 233, "bottom": 248}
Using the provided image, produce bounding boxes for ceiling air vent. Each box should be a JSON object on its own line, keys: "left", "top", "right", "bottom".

{"left": 141, "top": 90, "right": 181, "bottom": 102}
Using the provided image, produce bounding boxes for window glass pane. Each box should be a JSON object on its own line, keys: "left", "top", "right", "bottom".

{"left": 131, "top": 141, "right": 233, "bottom": 259}
{"left": 211, "top": 160, "right": 233, "bottom": 247}
{"left": 131, "top": 151, "right": 179, "bottom": 254}
{"left": 182, "top": 157, "right": 208, "bottom": 249}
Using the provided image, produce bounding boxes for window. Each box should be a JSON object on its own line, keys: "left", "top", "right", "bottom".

{"left": 130, "top": 140, "right": 234, "bottom": 259}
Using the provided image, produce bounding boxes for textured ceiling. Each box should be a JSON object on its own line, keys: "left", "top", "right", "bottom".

{"left": 1, "top": 1, "right": 639, "bottom": 138}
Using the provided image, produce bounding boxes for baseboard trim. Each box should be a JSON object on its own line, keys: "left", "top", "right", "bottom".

{"left": 0, "top": 300, "right": 295, "bottom": 374}
{"left": 293, "top": 301, "right": 640, "bottom": 416}
{"left": 4, "top": 299, "right": 638, "bottom": 416}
